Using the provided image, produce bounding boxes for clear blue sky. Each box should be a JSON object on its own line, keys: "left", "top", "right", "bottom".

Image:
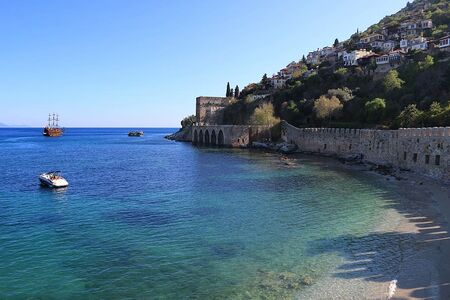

{"left": 0, "top": 0, "right": 408, "bottom": 127}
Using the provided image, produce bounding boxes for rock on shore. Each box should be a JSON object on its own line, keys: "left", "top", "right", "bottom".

{"left": 165, "top": 126, "right": 192, "bottom": 142}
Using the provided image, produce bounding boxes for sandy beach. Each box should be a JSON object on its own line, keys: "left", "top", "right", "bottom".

{"left": 384, "top": 173, "right": 450, "bottom": 299}
{"left": 289, "top": 154, "right": 450, "bottom": 299}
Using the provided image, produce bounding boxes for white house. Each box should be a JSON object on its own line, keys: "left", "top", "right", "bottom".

{"left": 411, "top": 40, "right": 428, "bottom": 51}
{"left": 342, "top": 50, "right": 373, "bottom": 66}
{"left": 439, "top": 36, "right": 450, "bottom": 49}
{"left": 376, "top": 55, "right": 389, "bottom": 65}
{"left": 400, "top": 39, "right": 409, "bottom": 50}
{"left": 270, "top": 75, "right": 287, "bottom": 89}
{"left": 382, "top": 41, "right": 396, "bottom": 51}
{"left": 420, "top": 20, "right": 433, "bottom": 29}
{"left": 360, "top": 34, "right": 385, "bottom": 44}
{"left": 400, "top": 37, "right": 428, "bottom": 51}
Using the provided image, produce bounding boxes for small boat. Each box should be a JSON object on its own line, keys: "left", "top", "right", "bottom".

{"left": 43, "top": 113, "right": 64, "bottom": 137}
{"left": 39, "top": 171, "right": 69, "bottom": 188}
{"left": 128, "top": 131, "right": 144, "bottom": 137}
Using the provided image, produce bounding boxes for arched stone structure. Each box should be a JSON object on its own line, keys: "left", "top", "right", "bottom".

{"left": 199, "top": 130, "right": 204, "bottom": 144}
{"left": 205, "top": 130, "right": 210, "bottom": 145}
{"left": 218, "top": 130, "right": 224, "bottom": 146}
{"left": 191, "top": 125, "right": 271, "bottom": 148}
{"left": 211, "top": 130, "right": 217, "bottom": 145}
{"left": 193, "top": 130, "right": 198, "bottom": 144}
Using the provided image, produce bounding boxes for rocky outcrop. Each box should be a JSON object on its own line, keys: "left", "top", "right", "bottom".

{"left": 251, "top": 141, "right": 298, "bottom": 154}
{"left": 165, "top": 126, "right": 192, "bottom": 142}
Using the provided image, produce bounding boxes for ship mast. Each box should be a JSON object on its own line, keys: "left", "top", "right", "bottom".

{"left": 52, "top": 113, "right": 55, "bottom": 127}
{"left": 48, "top": 113, "right": 51, "bottom": 127}
{"left": 55, "top": 114, "right": 59, "bottom": 127}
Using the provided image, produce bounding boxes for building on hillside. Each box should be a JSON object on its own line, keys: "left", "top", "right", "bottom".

{"left": 284, "top": 61, "right": 304, "bottom": 77}
{"left": 382, "top": 40, "right": 397, "bottom": 52}
{"left": 306, "top": 49, "right": 321, "bottom": 65}
{"left": 196, "top": 97, "right": 233, "bottom": 125}
{"left": 359, "top": 33, "right": 385, "bottom": 44}
{"left": 420, "top": 20, "right": 433, "bottom": 29}
{"left": 375, "top": 50, "right": 405, "bottom": 73}
{"left": 400, "top": 19, "right": 433, "bottom": 38}
{"left": 342, "top": 49, "right": 373, "bottom": 66}
{"left": 439, "top": 35, "right": 450, "bottom": 50}
{"left": 411, "top": 39, "right": 428, "bottom": 51}
{"left": 400, "top": 37, "right": 428, "bottom": 51}
{"left": 269, "top": 75, "right": 287, "bottom": 89}
{"left": 320, "top": 46, "right": 335, "bottom": 57}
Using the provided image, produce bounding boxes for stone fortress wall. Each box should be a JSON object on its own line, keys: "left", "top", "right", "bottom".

{"left": 191, "top": 125, "right": 271, "bottom": 148}
{"left": 281, "top": 121, "right": 450, "bottom": 181}
{"left": 196, "top": 97, "right": 233, "bottom": 125}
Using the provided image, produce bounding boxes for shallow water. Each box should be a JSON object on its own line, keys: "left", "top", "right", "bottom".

{"left": 0, "top": 128, "right": 402, "bottom": 299}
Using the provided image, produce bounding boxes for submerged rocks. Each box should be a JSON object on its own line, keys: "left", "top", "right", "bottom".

{"left": 277, "top": 143, "right": 298, "bottom": 154}
{"left": 240, "top": 269, "right": 314, "bottom": 299}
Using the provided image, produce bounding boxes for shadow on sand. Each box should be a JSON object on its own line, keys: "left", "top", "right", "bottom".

{"left": 307, "top": 175, "right": 450, "bottom": 299}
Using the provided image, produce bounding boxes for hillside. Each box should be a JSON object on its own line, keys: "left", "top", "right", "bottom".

{"left": 220, "top": 0, "right": 450, "bottom": 129}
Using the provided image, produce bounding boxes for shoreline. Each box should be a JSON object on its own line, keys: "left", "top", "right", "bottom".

{"left": 283, "top": 153, "right": 450, "bottom": 299}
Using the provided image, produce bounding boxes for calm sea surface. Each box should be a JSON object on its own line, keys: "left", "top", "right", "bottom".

{"left": 0, "top": 128, "right": 400, "bottom": 299}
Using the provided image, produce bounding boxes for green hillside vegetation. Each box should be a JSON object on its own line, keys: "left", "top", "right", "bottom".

{"left": 221, "top": 0, "right": 450, "bottom": 129}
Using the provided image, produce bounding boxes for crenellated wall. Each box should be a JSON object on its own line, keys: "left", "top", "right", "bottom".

{"left": 192, "top": 125, "right": 271, "bottom": 148}
{"left": 281, "top": 121, "right": 450, "bottom": 181}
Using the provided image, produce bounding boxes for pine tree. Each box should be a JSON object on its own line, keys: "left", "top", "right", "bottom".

{"left": 229, "top": 88, "right": 233, "bottom": 98}
{"left": 334, "top": 38, "right": 339, "bottom": 47}
{"left": 226, "top": 82, "right": 231, "bottom": 97}
{"left": 234, "top": 85, "right": 240, "bottom": 98}
{"left": 302, "top": 55, "right": 307, "bottom": 64}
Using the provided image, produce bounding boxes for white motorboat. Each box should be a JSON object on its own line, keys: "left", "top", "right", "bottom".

{"left": 39, "top": 171, "right": 69, "bottom": 188}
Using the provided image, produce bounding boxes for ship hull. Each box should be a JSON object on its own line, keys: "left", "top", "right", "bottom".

{"left": 43, "top": 127, "right": 63, "bottom": 137}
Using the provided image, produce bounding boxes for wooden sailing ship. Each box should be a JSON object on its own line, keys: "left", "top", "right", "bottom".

{"left": 43, "top": 113, "right": 63, "bottom": 137}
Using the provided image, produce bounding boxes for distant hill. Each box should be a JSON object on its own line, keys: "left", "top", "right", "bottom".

{"left": 0, "top": 122, "right": 8, "bottom": 127}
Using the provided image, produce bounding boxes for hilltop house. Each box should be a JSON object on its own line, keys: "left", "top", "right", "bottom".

{"left": 400, "top": 37, "right": 428, "bottom": 51}
{"left": 360, "top": 33, "right": 385, "bottom": 44}
{"left": 375, "top": 50, "right": 405, "bottom": 73}
{"left": 306, "top": 49, "right": 321, "bottom": 65}
{"left": 269, "top": 75, "right": 287, "bottom": 89}
{"left": 342, "top": 49, "right": 373, "bottom": 66}
{"left": 400, "top": 19, "right": 433, "bottom": 38}
{"left": 440, "top": 36, "right": 450, "bottom": 51}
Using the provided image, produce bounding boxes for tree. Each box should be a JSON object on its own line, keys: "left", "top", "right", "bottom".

{"left": 261, "top": 73, "right": 270, "bottom": 89}
{"left": 365, "top": 98, "right": 386, "bottom": 123}
{"left": 396, "top": 104, "right": 422, "bottom": 127}
{"left": 334, "top": 38, "right": 339, "bottom": 47}
{"left": 327, "top": 87, "right": 353, "bottom": 102}
{"left": 383, "top": 70, "right": 405, "bottom": 92}
{"left": 181, "top": 115, "right": 196, "bottom": 128}
{"left": 226, "top": 82, "right": 231, "bottom": 97}
{"left": 302, "top": 55, "right": 307, "bottom": 64}
{"left": 313, "top": 95, "right": 343, "bottom": 122}
{"left": 249, "top": 102, "right": 280, "bottom": 125}
{"left": 234, "top": 85, "right": 240, "bottom": 98}
{"left": 419, "top": 55, "right": 434, "bottom": 70}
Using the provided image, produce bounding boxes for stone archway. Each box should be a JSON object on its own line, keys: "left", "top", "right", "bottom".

{"left": 205, "top": 129, "right": 210, "bottom": 145}
{"left": 211, "top": 130, "right": 217, "bottom": 145}
{"left": 218, "top": 130, "right": 224, "bottom": 146}
{"left": 193, "top": 130, "right": 198, "bottom": 144}
{"left": 199, "top": 130, "right": 204, "bottom": 144}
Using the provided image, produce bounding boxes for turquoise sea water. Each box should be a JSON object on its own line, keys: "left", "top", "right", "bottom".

{"left": 0, "top": 128, "right": 398, "bottom": 299}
